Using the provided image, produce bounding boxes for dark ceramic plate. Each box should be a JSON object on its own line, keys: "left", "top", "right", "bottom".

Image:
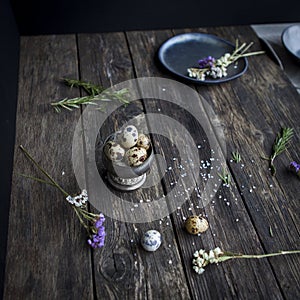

{"left": 282, "top": 24, "right": 300, "bottom": 61}
{"left": 158, "top": 33, "right": 248, "bottom": 84}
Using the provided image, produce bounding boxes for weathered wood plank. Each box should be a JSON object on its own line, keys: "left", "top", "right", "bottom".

{"left": 126, "top": 28, "right": 286, "bottom": 299}
{"left": 77, "top": 32, "right": 190, "bottom": 299}
{"left": 4, "top": 26, "right": 299, "bottom": 300}
{"left": 173, "top": 26, "right": 300, "bottom": 298}
{"left": 4, "top": 35, "right": 94, "bottom": 299}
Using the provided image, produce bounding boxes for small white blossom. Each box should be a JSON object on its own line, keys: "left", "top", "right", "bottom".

{"left": 213, "top": 247, "right": 223, "bottom": 256}
{"left": 208, "top": 250, "right": 215, "bottom": 260}
{"left": 192, "top": 247, "right": 225, "bottom": 274}
{"left": 66, "top": 189, "right": 88, "bottom": 207}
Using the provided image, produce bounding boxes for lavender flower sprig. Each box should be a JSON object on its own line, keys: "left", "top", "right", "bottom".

{"left": 192, "top": 247, "right": 300, "bottom": 275}
{"left": 290, "top": 161, "right": 300, "bottom": 178}
{"left": 187, "top": 39, "right": 265, "bottom": 81}
{"left": 19, "top": 145, "right": 105, "bottom": 249}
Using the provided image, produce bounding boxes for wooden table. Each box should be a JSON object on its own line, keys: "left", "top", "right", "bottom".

{"left": 3, "top": 26, "right": 300, "bottom": 299}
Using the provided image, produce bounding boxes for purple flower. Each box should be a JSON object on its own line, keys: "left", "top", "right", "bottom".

{"left": 95, "top": 213, "right": 105, "bottom": 228}
{"left": 88, "top": 214, "right": 106, "bottom": 249}
{"left": 198, "top": 56, "right": 215, "bottom": 69}
{"left": 290, "top": 161, "right": 300, "bottom": 176}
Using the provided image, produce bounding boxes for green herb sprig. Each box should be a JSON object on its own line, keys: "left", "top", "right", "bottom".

{"left": 51, "top": 78, "right": 130, "bottom": 112}
{"left": 218, "top": 166, "right": 231, "bottom": 186}
{"left": 266, "top": 127, "right": 294, "bottom": 176}
{"left": 63, "top": 78, "right": 105, "bottom": 96}
{"left": 232, "top": 150, "right": 241, "bottom": 163}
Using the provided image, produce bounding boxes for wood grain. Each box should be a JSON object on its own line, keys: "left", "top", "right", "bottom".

{"left": 173, "top": 26, "right": 300, "bottom": 298}
{"left": 4, "top": 26, "right": 300, "bottom": 300}
{"left": 126, "top": 28, "right": 291, "bottom": 299}
{"left": 77, "top": 32, "right": 190, "bottom": 299}
{"left": 4, "top": 36, "right": 94, "bottom": 299}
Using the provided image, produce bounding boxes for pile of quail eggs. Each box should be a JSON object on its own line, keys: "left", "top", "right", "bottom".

{"left": 104, "top": 125, "right": 151, "bottom": 167}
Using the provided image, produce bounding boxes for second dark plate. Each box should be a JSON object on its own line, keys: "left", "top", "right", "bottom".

{"left": 282, "top": 24, "right": 300, "bottom": 62}
{"left": 158, "top": 33, "right": 248, "bottom": 84}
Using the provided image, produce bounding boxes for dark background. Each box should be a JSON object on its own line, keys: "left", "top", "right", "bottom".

{"left": 10, "top": 0, "right": 300, "bottom": 35}
{"left": 1, "top": 0, "right": 300, "bottom": 297}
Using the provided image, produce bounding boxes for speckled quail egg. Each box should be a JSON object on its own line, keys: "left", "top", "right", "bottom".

{"left": 185, "top": 216, "right": 209, "bottom": 235}
{"left": 141, "top": 229, "right": 162, "bottom": 252}
{"left": 136, "top": 134, "right": 151, "bottom": 150}
{"left": 120, "top": 125, "right": 139, "bottom": 148}
{"left": 104, "top": 141, "right": 125, "bottom": 162}
{"left": 125, "top": 146, "right": 148, "bottom": 167}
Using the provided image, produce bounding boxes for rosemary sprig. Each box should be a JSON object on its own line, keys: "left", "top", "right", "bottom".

{"left": 218, "top": 166, "right": 231, "bottom": 186}
{"left": 232, "top": 150, "right": 241, "bottom": 163}
{"left": 268, "top": 127, "right": 294, "bottom": 176}
{"left": 51, "top": 95, "right": 107, "bottom": 113}
{"left": 51, "top": 78, "right": 130, "bottom": 112}
{"left": 63, "top": 78, "right": 105, "bottom": 96}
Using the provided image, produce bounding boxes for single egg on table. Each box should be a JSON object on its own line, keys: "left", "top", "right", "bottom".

{"left": 185, "top": 215, "right": 209, "bottom": 235}
{"left": 136, "top": 133, "right": 151, "bottom": 150}
{"left": 141, "top": 229, "right": 162, "bottom": 252}
{"left": 120, "top": 125, "right": 139, "bottom": 148}
{"left": 104, "top": 141, "right": 125, "bottom": 162}
{"left": 125, "top": 146, "right": 148, "bottom": 167}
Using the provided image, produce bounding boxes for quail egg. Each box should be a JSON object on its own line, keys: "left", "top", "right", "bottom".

{"left": 141, "top": 229, "right": 162, "bottom": 252}
{"left": 136, "top": 133, "right": 151, "bottom": 150}
{"left": 185, "top": 216, "right": 209, "bottom": 235}
{"left": 104, "top": 141, "right": 125, "bottom": 162}
{"left": 120, "top": 125, "right": 139, "bottom": 148}
{"left": 125, "top": 146, "right": 148, "bottom": 167}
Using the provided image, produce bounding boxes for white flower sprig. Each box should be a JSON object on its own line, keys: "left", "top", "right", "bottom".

{"left": 192, "top": 247, "right": 300, "bottom": 275}
{"left": 66, "top": 189, "right": 88, "bottom": 207}
{"left": 19, "top": 145, "right": 106, "bottom": 249}
{"left": 187, "top": 39, "right": 265, "bottom": 81}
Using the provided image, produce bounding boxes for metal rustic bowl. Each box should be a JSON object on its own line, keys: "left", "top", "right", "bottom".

{"left": 102, "top": 133, "right": 154, "bottom": 191}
